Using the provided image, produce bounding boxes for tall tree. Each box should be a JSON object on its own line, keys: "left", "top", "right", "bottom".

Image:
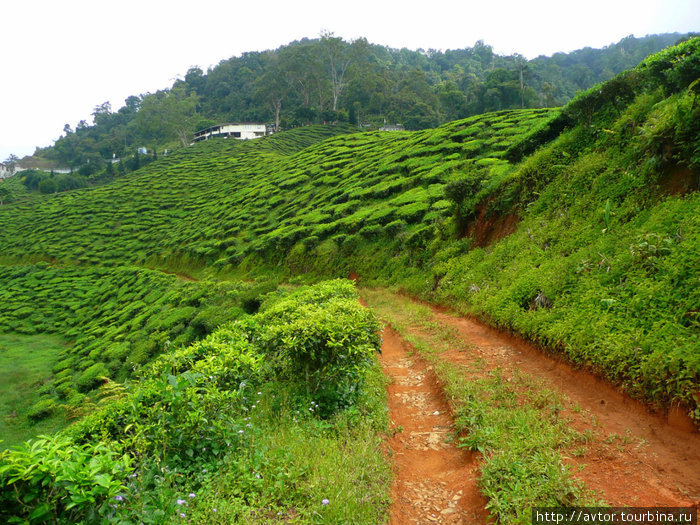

{"left": 255, "top": 54, "right": 290, "bottom": 130}
{"left": 136, "top": 87, "right": 200, "bottom": 147}
{"left": 279, "top": 42, "right": 318, "bottom": 108}
{"left": 3, "top": 154, "right": 19, "bottom": 172}
{"left": 320, "top": 31, "right": 355, "bottom": 111}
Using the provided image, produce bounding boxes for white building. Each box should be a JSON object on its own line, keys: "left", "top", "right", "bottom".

{"left": 193, "top": 123, "right": 272, "bottom": 143}
{"left": 0, "top": 164, "right": 15, "bottom": 179}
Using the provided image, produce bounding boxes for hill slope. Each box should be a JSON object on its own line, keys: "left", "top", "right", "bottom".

{"left": 1, "top": 38, "right": 699, "bottom": 422}
{"left": 0, "top": 35, "right": 698, "bottom": 525}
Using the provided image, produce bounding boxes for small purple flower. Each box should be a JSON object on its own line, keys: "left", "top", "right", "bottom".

{"left": 213, "top": 508, "right": 217, "bottom": 513}
{"left": 322, "top": 498, "right": 330, "bottom": 506}
{"left": 113, "top": 495, "right": 124, "bottom": 502}
{"left": 188, "top": 493, "right": 196, "bottom": 498}
{"left": 180, "top": 512, "right": 186, "bottom": 518}
{"left": 202, "top": 468, "right": 207, "bottom": 473}
{"left": 177, "top": 499, "right": 187, "bottom": 505}
{"left": 238, "top": 429, "right": 244, "bottom": 434}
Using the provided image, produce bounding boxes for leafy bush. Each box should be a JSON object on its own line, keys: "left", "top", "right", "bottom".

{"left": 254, "top": 292, "right": 381, "bottom": 412}
{"left": 0, "top": 280, "right": 388, "bottom": 523}
{"left": 0, "top": 436, "right": 132, "bottom": 523}
{"left": 76, "top": 363, "right": 109, "bottom": 392}
{"left": 26, "top": 399, "right": 57, "bottom": 422}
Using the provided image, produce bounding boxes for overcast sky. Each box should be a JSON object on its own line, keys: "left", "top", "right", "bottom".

{"left": 1, "top": 0, "right": 698, "bottom": 161}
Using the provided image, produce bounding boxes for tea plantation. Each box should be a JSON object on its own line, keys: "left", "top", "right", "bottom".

{"left": 0, "top": 37, "right": 698, "bottom": 523}
{"left": 0, "top": 280, "right": 390, "bottom": 523}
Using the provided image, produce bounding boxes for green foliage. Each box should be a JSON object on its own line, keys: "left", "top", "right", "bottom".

{"left": 0, "top": 435, "right": 132, "bottom": 523}
{"left": 26, "top": 399, "right": 57, "bottom": 422}
{"left": 253, "top": 281, "right": 381, "bottom": 411}
{"left": 37, "top": 177, "right": 57, "bottom": 194}
{"left": 0, "top": 113, "right": 551, "bottom": 270}
{"left": 1, "top": 39, "right": 699, "bottom": 522}
{"left": 33, "top": 33, "right": 690, "bottom": 170}
{"left": 75, "top": 363, "right": 109, "bottom": 393}
{"left": 0, "top": 281, "right": 390, "bottom": 524}
{"left": 0, "top": 264, "right": 276, "bottom": 440}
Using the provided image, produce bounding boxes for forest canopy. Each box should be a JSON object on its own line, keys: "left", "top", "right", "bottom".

{"left": 34, "top": 32, "right": 695, "bottom": 172}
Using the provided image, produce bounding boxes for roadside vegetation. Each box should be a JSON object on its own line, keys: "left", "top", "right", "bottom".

{"left": 0, "top": 280, "right": 391, "bottom": 524}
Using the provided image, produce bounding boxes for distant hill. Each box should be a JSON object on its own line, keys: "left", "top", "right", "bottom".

{"left": 33, "top": 32, "right": 695, "bottom": 174}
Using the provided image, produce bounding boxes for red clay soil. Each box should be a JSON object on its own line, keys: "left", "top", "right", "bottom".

{"left": 380, "top": 326, "right": 492, "bottom": 524}
{"left": 465, "top": 201, "right": 520, "bottom": 248}
{"left": 658, "top": 164, "right": 699, "bottom": 195}
{"left": 422, "top": 304, "right": 700, "bottom": 508}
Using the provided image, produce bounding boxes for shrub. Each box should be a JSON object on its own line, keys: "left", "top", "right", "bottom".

{"left": 76, "top": 363, "right": 109, "bottom": 392}
{"left": 38, "top": 177, "right": 57, "bottom": 194}
{"left": 27, "top": 398, "right": 56, "bottom": 422}
{"left": 0, "top": 436, "right": 132, "bottom": 523}
{"left": 254, "top": 281, "right": 381, "bottom": 412}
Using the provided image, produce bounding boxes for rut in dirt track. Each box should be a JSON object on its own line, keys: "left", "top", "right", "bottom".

{"left": 380, "top": 326, "right": 490, "bottom": 524}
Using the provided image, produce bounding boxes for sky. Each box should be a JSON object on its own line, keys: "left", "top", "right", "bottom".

{"left": 1, "top": 0, "right": 698, "bottom": 161}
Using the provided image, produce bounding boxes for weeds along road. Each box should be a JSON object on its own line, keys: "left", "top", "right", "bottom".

{"left": 363, "top": 288, "right": 700, "bottom": 522}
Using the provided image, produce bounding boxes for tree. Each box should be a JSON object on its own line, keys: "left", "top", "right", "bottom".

{"left": 279, "top": 42, "right": 319, "bottom": 109}
{"left": 320, "top": 31, "right": 357, "bottom": 111}
{"left": 255, "top": 53, "right": 290, "bottom": 130}
{"left": 3, "top": 154, "right": 19, "bottom": 173}
{"left": 53, "top": 126, "right": 97, "bottom": 172}
{"left": 92, "top": 102, "right": 112, "bottom": 126}
{"left": 0, "top": 185, "right": 14, "bottom": 205}
{"left": 514, "top": 54, "right": 527, "bottom": 108}
{"left": 38, "top": 177, "right": 57, "bottom": 194}
{"left": 183, "top": 67, "right": 206, "bottom": 95}
{"left": 136, "top": 87, "right": 200, "bottom": 147}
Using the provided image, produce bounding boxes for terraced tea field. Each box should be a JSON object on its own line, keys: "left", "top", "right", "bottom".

{"left": 0, "top": 37, "right": 698, "bottom": 524}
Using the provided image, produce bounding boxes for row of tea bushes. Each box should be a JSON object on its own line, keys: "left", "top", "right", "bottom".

{"left": 0, "top": 280, "right": 389, "bottom": 524}
{"left": 0, "top": 111, "right": 553, "bottom": 271}
{"left": 0, "top": 263, "right": 277, "bottom": 423}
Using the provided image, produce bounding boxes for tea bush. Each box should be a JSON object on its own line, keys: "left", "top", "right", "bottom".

{"left": 0, "top": 280, "right": 389, "bottom": 524}
{"left": 0, "top": 264, "right": 277, "bottom": 438}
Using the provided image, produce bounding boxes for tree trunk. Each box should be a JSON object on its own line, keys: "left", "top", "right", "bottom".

{"left": 274, "top": 99, "right": 282, "bottom": 130}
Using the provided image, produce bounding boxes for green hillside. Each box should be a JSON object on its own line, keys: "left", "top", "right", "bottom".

{"left": 33, "top": 32, "right": 694, "bottom": 177}
{"left": 0, "top": 38, "right": 698, "bottom": 523}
